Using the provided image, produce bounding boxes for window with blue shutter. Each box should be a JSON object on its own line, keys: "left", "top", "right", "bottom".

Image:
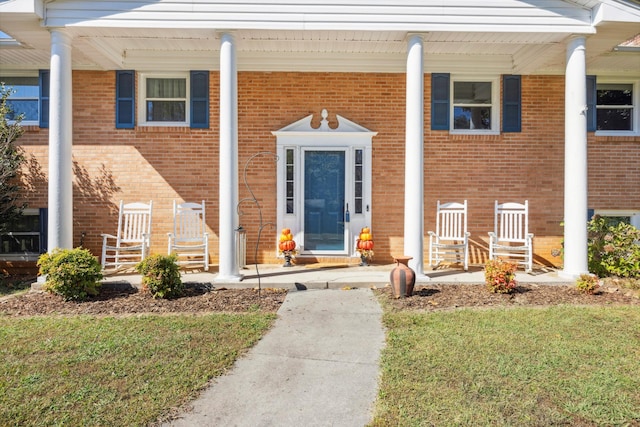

{"left": 39, "top": 70, "right": 49, "bottom": 128}
{"left": 586, "top": 75, "right": 596, "bottom": 132}
{"left": 502, "top": 75, "right": 521, "bottom": 132}
{"left": 190, "top": 70, "right": 209, "bottom": 129}
{"left": 115, "top": 70, "right": 135, "bottom": 129}
{"left": 431, "top": 73, "right": 450, "bottom": 130}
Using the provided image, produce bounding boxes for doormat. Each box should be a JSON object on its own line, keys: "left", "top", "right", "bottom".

{"left": 304, "top": 263, "right": 349, "bottom": 269}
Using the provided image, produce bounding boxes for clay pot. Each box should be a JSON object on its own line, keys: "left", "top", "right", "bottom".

{"left": 390, "top": 256, "right": 416, "bottom": 298}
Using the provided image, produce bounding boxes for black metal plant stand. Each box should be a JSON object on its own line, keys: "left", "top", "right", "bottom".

{"left": 237, "top": 151, "right": 278, "bottom": 297}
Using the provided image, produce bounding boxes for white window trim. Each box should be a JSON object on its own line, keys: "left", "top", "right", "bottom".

{"left": 1, "top": 74, "right": 39, "bottom": 126}
{"left": 450, "top": 75, "right": 500, "bottom": 135}
{"left": 137, "top": 72, "right": 190, "bottom": 127}
{"left": 594, "top": 209, "right": 640, "bottom": 229}
{"left": 595, "top": 78, "right": 640, "bottom": 137}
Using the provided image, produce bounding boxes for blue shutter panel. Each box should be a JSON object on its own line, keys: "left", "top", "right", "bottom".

{"left": 39, "top": 208, "right": 48, "bottom": 254}
{"left": 431, "top": 73, "right": 450, "bottom": 130}
{"left": 502, "top": 75, "right": 521, "bottom": 132}
{"left": 586, "top": 75, "right": 596, "bottom": 132}
{"left": 39, "top": 70, "right": 49, "bottom": 128}
{"left": 115, "top": 70, "right": 135, "bottom": 129}
{"left": 190, "top": 70, "right": 209, "bottom": 129}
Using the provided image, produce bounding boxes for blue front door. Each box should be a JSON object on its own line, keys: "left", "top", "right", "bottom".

{"left": 304, "top": 150, "right": 345, "bottom": 251}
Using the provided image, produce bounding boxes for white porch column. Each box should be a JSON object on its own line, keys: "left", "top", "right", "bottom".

{"left": 217, "top": 33, "right": 241, "bottom": 281}
{"left": 404, "top": 34, "right": 425, "bottom": 276}
{"left": 562, "top": 36, "right": 589, "bottom": 278}
{"left": 47, "top": 29, "right": 73, "bottom": 251}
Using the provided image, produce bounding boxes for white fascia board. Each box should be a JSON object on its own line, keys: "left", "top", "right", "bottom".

{"left": 0, "top": 0, "right": 43, "bottom": 16}
{"left": 52, "top": 19, "right": 597, "bottom": 35}
{"left": 593, "top": 1, "right": 640, "bottom": 23}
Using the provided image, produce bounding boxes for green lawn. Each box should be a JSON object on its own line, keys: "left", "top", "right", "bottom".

{"left": 371, "top": 306, "right": 640, "bottom": 426}
{"left": 0, "top": 313, "right": 276, "bottom": 426}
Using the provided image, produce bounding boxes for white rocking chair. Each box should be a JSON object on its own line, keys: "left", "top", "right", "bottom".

{"left": 488, "top": 200, "right": 534, "bottom": 272}
{"left": 168, "top": 200, "right": 209, "bottom": 271}
{"left": 428, "top": 200, "right": 470, "bottom": 270}
{"left": 101, "top": 200, "right": 153, "bottom": 271}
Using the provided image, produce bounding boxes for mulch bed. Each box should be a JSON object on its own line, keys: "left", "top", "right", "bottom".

{"left": 0, "top": 285, "right": 287, "bottom": 317}
{"left": 1, "top": 281, "right": 638, "bottom": 317}
{"left": 377, "top": 283, "right": 640, "bottom": 311}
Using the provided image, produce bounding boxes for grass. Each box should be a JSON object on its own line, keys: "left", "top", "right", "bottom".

{"left": 0, "top": 313, "right": 276, "bottom": 426}
{"left": 371, "top": 306, "right": 640, "bottom": 426}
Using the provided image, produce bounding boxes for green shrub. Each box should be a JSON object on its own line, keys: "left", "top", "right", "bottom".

{"left": 484, "top": 259, "right": 517, "bottom": 294}
{"left": 37, "top": 248, "right": 103, "bottom": 301}
{"left": 588, "top": 215, "right": 640, "bottom": 278}
{"left": 135, "top": 254, "right": 183, "bottom": 299}
{"left": 576, "top": 273, "right": 599, "bottom": 295}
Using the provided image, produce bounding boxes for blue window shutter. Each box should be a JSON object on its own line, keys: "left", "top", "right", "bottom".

{"left": 115, "top": 70, "right": 135, "bottom": 129}
{"left": 39, "top": 208, "right": 48, "bottom": 254}
{"left": 190, "top": 70, "right": 209, "bottom": 129}
{"left": 586, "top": 75, "right": 596, "bottom": 132}
{"left": 431, "top": 73, "right": 450, "bottom": 130}
{"left": 39, "top": 70, "right": 49, "bottom": 128}
{"left": 502, "top": 75, "right": 521, "bottom": 132}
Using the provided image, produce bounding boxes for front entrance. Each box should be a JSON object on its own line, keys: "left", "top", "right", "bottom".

{"left": 274, "top": 110, "right": 377, "bottom": 258}
{"left": 304, "top": 150, "right": 345, "bottom": 251}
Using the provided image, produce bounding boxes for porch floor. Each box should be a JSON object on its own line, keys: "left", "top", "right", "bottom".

{"left": 102, "top": 263, "right": 570, "bottom": 290}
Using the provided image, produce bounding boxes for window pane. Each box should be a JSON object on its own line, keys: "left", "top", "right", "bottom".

{"left": 355, "top": 199, "right": 362, "bottom": 214}
{"left": 0, "top": 235, "right": 39, "bottom": 254}
{"left": 453, "top": 106, "right": 491, "bottom": 129}
{"left": 355, "top": 165, "right": 362, "bottom": 181}
{"left": 146, "top": 101, "right": 185, "bottom": 122}
{"left": 454, "top": 82, "right": 491, "bottom": 104}
{"left": 597, "top": 84, "right": 632, "bottom": 106}
{"left": 286, "top": 165, "right": 294, "bottom": 181}
{"left": 355, "top": 182, "right": 362, "bottom": 196}
{"left": 355, "top": 149, "right": 362, "bottom": 164}
{"left": 146, "top": 78, "right": 186, "bottom": 98}
{"left": 4, "top": 215, "right": 39, "bottom": 232}
{"left": 597, "top": 108, "right": 632, "bottom": 131}
{"left": 6, "top": 100, "right": 38, "bottom": 121}
{"left": 286, "top": 182, "right": 294, "bottom": 198}
{"left": 3, "top": 77, "right": 39, "bottom": 121}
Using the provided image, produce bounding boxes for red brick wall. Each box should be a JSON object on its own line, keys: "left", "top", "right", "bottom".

{"left": 13, "top": 71, "right": 640, "bottom": 269}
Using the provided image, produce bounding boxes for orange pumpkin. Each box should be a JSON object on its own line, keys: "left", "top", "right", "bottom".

{"left": 363, "top": 240, "right": 374, "bottom": 250}
{"left": 361, "top": 227, "right": 370, "bottom": 234}
{"left": 286, "top": 233, "right": 293, "bottom": 241}
{"left": 282, "top": 228, "right": 291, "bottom": 235}
{"left": 279, "top": 240, "right": 296, "bottom": 251}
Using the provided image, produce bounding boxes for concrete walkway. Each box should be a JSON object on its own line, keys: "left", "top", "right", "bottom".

{"left": 165, "top": 288, "right": 385, "bottom": 427}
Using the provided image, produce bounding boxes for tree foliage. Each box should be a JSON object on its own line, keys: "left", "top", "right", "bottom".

{"left": 0, "top": 82, "right": 26, "bottom": 232}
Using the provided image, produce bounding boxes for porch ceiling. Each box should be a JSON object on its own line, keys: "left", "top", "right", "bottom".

{"left": 1, "top": 17, "right": 638, "bottom": 76}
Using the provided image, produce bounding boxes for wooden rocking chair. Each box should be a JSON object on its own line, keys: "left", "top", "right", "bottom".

{"left": 428, "top": 200, "right": 470, "bottom": 270}
{"left": 168, "top": 200, "right": 209, "bottom": 271}
{"left": 488, "top": 200, "right": 534, "bottom": 272}
{"left": 101, "top": 200, "right": 153, "bottom": 271}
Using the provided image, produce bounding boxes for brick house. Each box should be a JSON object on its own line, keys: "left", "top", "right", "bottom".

{"left": 1, "top": 0, "right": 638, "bottom": 280}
